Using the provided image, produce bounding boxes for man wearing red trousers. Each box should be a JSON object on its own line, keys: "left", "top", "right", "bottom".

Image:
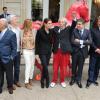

{"left": 50, "top": 13, "right": 77, "bottom": 88}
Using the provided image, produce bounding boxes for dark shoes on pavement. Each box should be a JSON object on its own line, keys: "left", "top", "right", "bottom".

{"left": 69, "top": 79, "right": 76, "bottom": 86}
{"left": 0, "top": 88, "right": 2, "bottom": 94}
{"left": 86, "top": 80, "right": 99, "bottom": 88}
{"left": 69, "top": 79, "right": 82, "bottom": 88}
{"left": 76, "top": 81, "right": 82, "bottom": 88}
{"left": 8, "top": 87, "right": 13, "bottom": 94}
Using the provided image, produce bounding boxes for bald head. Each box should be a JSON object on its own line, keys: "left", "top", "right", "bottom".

{"left": 0, "top": 18, "right": 8, "bottom": 31}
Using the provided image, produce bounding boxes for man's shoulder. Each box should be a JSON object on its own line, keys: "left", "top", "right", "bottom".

{"left": 6, "top": 29, "right": 16, "bottom": 36}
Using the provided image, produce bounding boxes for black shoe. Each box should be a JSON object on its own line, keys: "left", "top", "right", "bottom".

{"left": 0, "top": 88, "right": 2, "bottom": 94}
{"left": 69, "top": 79, "right": 75, "bottom": 86}
{"left": 41, "top": 80, "right": 44, "bottom": 88}
{"left": 76, "top": 81, "right": 82, "bottom": 88}
{"left": 86, "top": 81, "right": 92, "bottom": 88}
{"left": 93, "top": 81, "right": 99, "bottom": 86}
{"left": 8, "top": 87, "right": 13, "bottom": 94}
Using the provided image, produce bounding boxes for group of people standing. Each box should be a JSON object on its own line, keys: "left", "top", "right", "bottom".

{"left": 0, "top": 7, "right": 100, "bottom": 95}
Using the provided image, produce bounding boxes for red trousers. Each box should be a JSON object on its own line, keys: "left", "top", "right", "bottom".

{"left": 52, "top": 49, "right": 70, "bottom": 83}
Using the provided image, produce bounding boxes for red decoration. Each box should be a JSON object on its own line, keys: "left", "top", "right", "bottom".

{"left": 66, "top": 0, "right": 89, "bottom": 25}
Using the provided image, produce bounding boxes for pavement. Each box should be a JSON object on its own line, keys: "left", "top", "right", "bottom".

{"left": 0, "top": 57, "right": 100, "bottom": 100}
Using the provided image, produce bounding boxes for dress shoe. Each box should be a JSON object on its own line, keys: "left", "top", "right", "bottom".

{"left": 0, "top": 88, "right": 2, "bottom": 94}
{"left": 15, "top": 82, "right": 22, "bottom": 87}
{"left": 93, "top": 81, "right": 99, "bottom": 86}
{"left": 25, "top": 83, "right": 32, "bottom": 90}
{"left": 8, "top": 87, "right": 13, "bottom": 94}
{"left": 69, "top": 79, "right": 75, "bottom": 86}
{"left": 76, "top": 81, "right": 82, "bottom": 88}
{"left": 86, "top": 81, "right": 92, "bottom": 88}
{"left": 13, "top": 85, "right": 16, "bottom": 90}
{"left": 29, "top": 79, "right": 33, "bottom": 86}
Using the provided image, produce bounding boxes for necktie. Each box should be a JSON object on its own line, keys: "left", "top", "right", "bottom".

{"left": 79, "top": 30, "right": 82, "bottom": 36}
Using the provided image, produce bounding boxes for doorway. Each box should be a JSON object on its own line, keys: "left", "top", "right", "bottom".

{"left": 49, "top": 0, "right": 60, "bottom": 22}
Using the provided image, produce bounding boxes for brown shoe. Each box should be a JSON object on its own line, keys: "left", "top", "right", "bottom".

{"left": 13, "top": 85, "right": 16, "bottom": 90}
{"left": 15, "top": 82, "right": 22, "bottom": 87}
{"left": 8, "top": 87, "right": 13, "bottom": 94}
{"left": 25, "top": 83, "right": 32, "bottom": 90}
{"left": 29, "top": 79, "right": 33, "bottom": 86}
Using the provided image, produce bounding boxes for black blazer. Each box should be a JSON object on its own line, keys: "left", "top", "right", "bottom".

{"left": 52, "top": 20, "right": 76, "bottom": 53}
{"left": 89, "top": 27, "right": 100, "bottom": 56}
{"left": 35, "top": 28, "right": 52, "bottom": 55}
{"left": 0, "top": 13, "right": 10, "bottom": 19}
{"left": 71, "top": 28, "right": 92, "bottom": 58}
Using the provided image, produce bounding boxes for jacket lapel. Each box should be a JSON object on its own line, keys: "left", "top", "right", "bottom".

{"left": 0, "top": 29, "right": 9, "bottom": 41}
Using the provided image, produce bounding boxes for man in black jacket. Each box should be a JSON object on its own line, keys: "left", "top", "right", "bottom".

{"left": 86, "top": 16, "right": 100, "bottom": 88}
{"left": 50, "top": 13, "right": 77, "bottom": 88}
{"left": 69, "top": 18, "right": 92, "bottom": 88}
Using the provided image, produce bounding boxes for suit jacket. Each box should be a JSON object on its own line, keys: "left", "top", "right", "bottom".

{"left": 89, "top": 27, "right": 100, "bottom": 56}
{"left": 52, "top": 20, "right": 76, "bottom": 53}
{"left": 71, "top": 28, "right": 92, "bottom": 58}
{"left": 0, "top": 29, "right": 17, "bottom": 63}
{"left": 35, "top": 28, "right": 52, "bottom": 55}
{"left": 0, "top": 13, "right": 10, "bottom": 19}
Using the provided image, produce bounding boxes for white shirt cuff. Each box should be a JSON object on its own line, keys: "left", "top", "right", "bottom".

{"left": 80, "top": 40, "right": 83, "bottom": 45}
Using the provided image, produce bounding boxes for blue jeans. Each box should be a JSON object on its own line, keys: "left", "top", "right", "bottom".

{"left": 13, "top": 52, "right": 21, "bottom": 84}
{"left": 88, "top": 54, "right": 100, "bottom": 82}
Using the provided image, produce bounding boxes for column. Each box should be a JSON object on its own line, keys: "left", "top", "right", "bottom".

{"left": 26, "top": 0, "right": 32, "bottom": 19}
{"left": 59, "top": 0, "right": 64, "bottom": 18}
{"left": 43, "top": 0, "right": 49, "bottom": 19}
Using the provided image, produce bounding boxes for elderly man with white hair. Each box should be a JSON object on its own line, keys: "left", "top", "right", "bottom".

{"left": 8, "top": 15, "right": 22, "bottom": 88}
{"left": 50, "top": 13, "right": 77, "bottom": 88}
{"left": 0, "top": 18, "right": 17, "bottom": 94}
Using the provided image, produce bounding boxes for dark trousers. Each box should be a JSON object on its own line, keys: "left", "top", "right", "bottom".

{"left": 88, "top": 55, "right": 100, "bottom": 82}
{"left": 13, "top": 52, "right": 21, "bottom": 84}
{"left": 39, "top": 53, "right": 51, "bottom": 81}
{"left": 0, "top": 59, "right": 13, "bottom": 89}
{"left": 71, "top": 51, "right": 85, "bottom": 81}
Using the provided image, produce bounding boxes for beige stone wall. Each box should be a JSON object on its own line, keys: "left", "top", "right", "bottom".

{"left": 0, "top": 0, "right": 26, "bottom": 23}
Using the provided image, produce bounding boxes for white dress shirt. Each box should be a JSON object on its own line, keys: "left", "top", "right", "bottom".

{"left": 9, "top": 25, "right": 21, "bottom": 52}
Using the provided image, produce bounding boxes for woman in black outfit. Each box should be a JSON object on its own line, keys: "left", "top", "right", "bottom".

{"left": 35, "top": 18, "right": 52, "bottom": 88}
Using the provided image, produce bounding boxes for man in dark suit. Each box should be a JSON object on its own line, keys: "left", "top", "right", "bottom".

{"left": 86, "top": 16, "right": 100, "bottom": 88}
{"left": 0, "top": 18, "right": 17, "bottom": 94}
{"left": 69, "top": 18, "right": 92, "bottom": 88}
{"left": 0, "top": 7, "right": 10, "bottom": 19}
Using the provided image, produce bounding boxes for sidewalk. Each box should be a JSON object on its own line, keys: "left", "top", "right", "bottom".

{"left": 0, "top": 57, "right": 100, "bottom": 100}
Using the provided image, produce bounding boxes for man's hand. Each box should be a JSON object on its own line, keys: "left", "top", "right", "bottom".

{"left": 95, "top": 48, "right": 100, "bottom": 54}
{"left": 75, "top": 39, "right": 80, "bottom": 43}
{"left": 72, "top": 11, "right": 77, "bottom": 20}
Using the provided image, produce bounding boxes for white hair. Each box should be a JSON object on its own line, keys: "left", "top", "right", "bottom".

{"left": 58, "top": 17, "right": 67, "bottom": 25}
{"left": 0, "top": 18, "right": 8, "bottom": 28}
{"left": 7, "top": 14, "right": 17, "bottom": 23}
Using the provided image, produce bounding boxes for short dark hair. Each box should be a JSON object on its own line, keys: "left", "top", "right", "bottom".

{"left": 43, "top": 18, "right": 52, "bottom": 24}
{"left": 77, "top": 18, "right": 85, "bottom": 24}
{"left": 3, "top": 7, "right": 7, "bottom": 10}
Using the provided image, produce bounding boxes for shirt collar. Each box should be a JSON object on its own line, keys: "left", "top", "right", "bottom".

{"left": 1, "top": 28, "right": 7, "bottom": 34}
